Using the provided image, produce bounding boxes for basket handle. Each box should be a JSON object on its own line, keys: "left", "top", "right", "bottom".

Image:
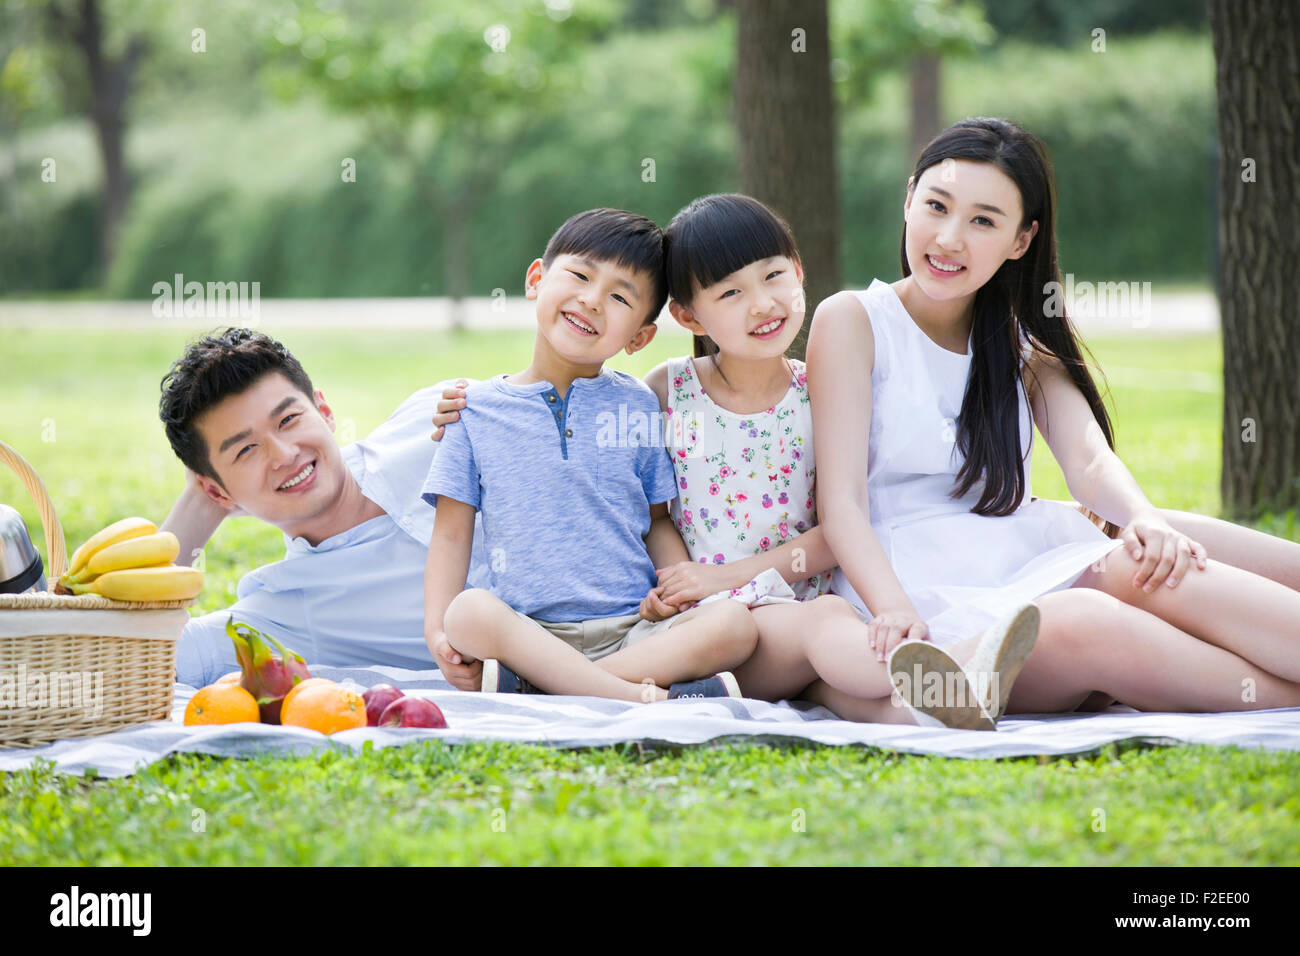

{"left": 0, "top": 440, "right": 68, "bottom": 582}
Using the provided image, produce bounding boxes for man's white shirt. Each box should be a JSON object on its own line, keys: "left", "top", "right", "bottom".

{"left": 174, "top": 382, "right": 488, "bottom": 687}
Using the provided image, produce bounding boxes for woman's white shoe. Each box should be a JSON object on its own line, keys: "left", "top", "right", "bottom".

{"left": 886, "top": 602, "right": 1041, "bottom": 731}
{"left": 888, "top": 640, "right": 997, "bottom": 730}
{"left": 962, "top": 602, "right": 1041, "bottom": 720}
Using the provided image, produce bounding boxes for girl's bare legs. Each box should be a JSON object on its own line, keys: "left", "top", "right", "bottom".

{"left": 1075, "top": 548, "right": 1300, "bottom": 683}
{"left": 1158, "top": 508, "right": 1300, "bottom": 592}
{"left": 1005, "top": 588, "right": 1300, "bottom": 713}
{"left": 737, "top": 595, "right": 993, "bottom": 722}
{"left": 733, "top": 595, "right": 897, "bottom": 702}
{"left": 798, "top": 627, "right": 989, "bottom": 723}
{"left": 728, "top": 606, "right": 818, "bottom": 701}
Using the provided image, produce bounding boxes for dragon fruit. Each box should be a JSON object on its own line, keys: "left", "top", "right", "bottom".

{"left": 225, "top": 618, "right": 313, "bottom": 724}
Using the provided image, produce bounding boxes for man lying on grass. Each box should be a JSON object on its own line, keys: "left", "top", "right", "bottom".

{"left": 158, "top": 327, "right": 491, "bottom": 687}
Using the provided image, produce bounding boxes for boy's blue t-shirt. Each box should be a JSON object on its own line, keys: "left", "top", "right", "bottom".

{"left": 421, "top": 368, "right": 679, "bottom": 622}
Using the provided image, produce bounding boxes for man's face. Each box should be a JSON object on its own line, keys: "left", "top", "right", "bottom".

{"left": 193, "top": 371, "right": 347, "bottom": 536}
{"left": 526, "top": 253, "right": 660, "bottom": 362}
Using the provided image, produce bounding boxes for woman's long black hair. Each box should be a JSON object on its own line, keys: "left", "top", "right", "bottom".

{"left": 664, "top": 193, "right": 802, "bottom": 359}
{"left": 903, "top": 118, "right": 1116, "bottom": 533}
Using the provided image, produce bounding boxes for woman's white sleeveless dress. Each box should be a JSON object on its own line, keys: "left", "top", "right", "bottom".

{"left": 829, "top": 279, "right": 1124, "bottom": 645}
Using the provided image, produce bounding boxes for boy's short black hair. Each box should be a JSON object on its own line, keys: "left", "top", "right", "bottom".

{"left": 542, "top": 208, "right": 667, "bottom": 325}
{"left": 159, "top": 328, "right": 315, "bottom": 490}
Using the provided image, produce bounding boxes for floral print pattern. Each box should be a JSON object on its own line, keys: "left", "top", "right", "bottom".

{"left": 666, "top": 356, "right": 830, "bottom": 602}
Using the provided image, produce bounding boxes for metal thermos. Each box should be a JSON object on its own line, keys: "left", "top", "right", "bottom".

{"left": 0, "top": 504, "right": 47, "bottom": 594}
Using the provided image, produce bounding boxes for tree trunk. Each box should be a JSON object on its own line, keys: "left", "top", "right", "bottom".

{"left": 735, "top": 0, "right": 840, "bottom": 362}
{"left": 57, "top": 0, "right": 143, "bottom": 281}
{"left": 908, "top": 52, "right": 941, "bottom": 165}
{"left": 443, "top": 190, "right": 472, "bottom": 332}
{"left": 1208, "top": 0, "right": 1300, "bottom": 518}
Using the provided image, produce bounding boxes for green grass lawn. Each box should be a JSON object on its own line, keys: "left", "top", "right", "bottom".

{"left": 1, "top": 325, "right": 1297, "bottom": 865}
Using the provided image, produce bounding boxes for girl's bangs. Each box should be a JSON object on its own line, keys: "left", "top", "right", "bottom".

{"left": 667, "top": 195, "right": 799, "bottom": 300}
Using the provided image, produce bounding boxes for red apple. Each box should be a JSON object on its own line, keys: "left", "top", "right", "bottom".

{"left": 362, "top": 684, "right": 406, "bottom": 726}
{"left": 379, "top": 696, "right": 447, "bottom": 729}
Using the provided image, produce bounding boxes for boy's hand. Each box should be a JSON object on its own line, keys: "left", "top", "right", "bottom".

{"left": 430, "top": 631, "right": 482, "bottom": 691}
{"left": 638, "top": 586, "right": 682, "bottom": 622}
{"left": 430, "top": 380, "right": 470, "bottom": 442}
{"left": 655, "top": 560, "right": 737, "bottom": 608}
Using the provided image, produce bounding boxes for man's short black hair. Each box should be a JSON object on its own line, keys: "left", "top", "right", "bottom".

{"left": 159, "top": 328, "right": 315, "bottom": 490}
{"left": 542, "top": 208, "right": 667, "bottom": 325}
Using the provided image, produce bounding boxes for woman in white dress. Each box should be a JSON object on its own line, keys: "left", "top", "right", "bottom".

{"left": 807, "top": 117, "right": 1300, "bottom": 721}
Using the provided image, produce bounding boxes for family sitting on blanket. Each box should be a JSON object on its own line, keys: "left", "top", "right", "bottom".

{"left": 161, "top": 117, "right": 1300, "bottom": 731}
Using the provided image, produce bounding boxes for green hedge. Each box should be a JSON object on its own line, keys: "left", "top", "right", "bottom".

{"left": 0, "top": 29, "right": 1213, "bottom": 298}
{"left": 840, "top": 31, "right": 1215, "bottom": 286}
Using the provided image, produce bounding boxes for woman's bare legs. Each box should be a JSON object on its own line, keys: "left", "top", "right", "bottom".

{"left": 1061, "top": 500, "right": 1300, "bottom": 591}
{"left": 801, "top": 681, "right": 915, "bottom": 723}
{"left": 1006, "top": 588, "right": 1300, "bottom": 713}
{"left": 800, "top": 586, "right": 1300, "bottom": 721}
{"left": 1075, "top": 547, "right": 1300, "bottom": 683}
{"left": 1158, "top": 508, "right": 1300, "bottom": 591}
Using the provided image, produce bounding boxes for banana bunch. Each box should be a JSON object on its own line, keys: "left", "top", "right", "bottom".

{"left": 57, "top": 517, "right": 203, "bottom": 602}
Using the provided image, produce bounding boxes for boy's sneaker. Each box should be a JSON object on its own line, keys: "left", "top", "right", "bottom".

{"left": 667, "top": 671, "right": 742, "bottom": 700}
{"left": 480, "top": 659, "right": 542, "bottom": 694}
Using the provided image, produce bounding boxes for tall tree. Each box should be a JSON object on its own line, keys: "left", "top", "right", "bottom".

{"left": 268, "top": 0, "right": 614, "bottom": 329}
{"left": 907, "top": 50, "right": 942, "bottom": 164}
{"left": 833, "top": 0, "right": 993, "bottom": 170}
{"left": 734, "top": 0, "right": 839, "bottom": 362}
{"left": 47, "top": 0, "right": 146, "bottom": 279}
{"left": 1208, "top": 0, "right": 1300, "bottom": 518}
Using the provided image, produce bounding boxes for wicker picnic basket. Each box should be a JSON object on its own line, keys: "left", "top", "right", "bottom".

{"left": 0, "top": 441, "right": 194, "bottom": 749}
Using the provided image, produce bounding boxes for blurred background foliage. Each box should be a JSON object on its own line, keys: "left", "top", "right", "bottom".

{"left": 0, "top": 0, "right": 1212, "bottom": 299}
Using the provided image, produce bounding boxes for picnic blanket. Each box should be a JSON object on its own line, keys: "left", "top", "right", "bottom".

{"left": 3, "top": 663, "right": 1300, "bottom": 778}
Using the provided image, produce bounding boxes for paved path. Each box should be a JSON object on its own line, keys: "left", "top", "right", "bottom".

{"left": 0, "top": 291, "right": 1218, "bottom": 335}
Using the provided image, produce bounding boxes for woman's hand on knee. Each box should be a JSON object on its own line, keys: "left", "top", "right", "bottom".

{"left": 867, "top": 611, "right": 929, "bottom": 663}
{"left": 1119, "top": 512, "right": 1208, "bottom": 591}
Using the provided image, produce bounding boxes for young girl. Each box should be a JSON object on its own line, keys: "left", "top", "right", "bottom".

{"left": 807, "top": 117, "right": 1300, "bottom": 721}
{"left": 433, "top": 193, "right": 1044, "bottom": 729}
{"left": 645, "top": 192, "right": 1025, "bottom": 726}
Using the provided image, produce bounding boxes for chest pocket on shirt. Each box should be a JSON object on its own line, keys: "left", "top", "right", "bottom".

{"left": 595, "top": 439, "right": 644, "bottom": 506}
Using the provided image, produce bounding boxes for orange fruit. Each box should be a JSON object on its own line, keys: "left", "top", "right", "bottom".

{"left": 280, "top": 681, "right": 367, "bottom": 734}
{"left": 215, "top": 671, "right": 241, "bottom": 685}
{"left": 279, "top": 677, "right": 336, "bottom": 716}
{"left": 184, "top": 683, "right": 260, "bottom": 725}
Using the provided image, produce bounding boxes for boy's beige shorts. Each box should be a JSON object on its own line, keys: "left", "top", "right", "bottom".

{"left": 513, "top": 609, "right": 684, "bottom": 661}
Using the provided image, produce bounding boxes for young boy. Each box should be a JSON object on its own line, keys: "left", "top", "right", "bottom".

{"left": 421, "top": 208, "right": 756, "bottom": 700}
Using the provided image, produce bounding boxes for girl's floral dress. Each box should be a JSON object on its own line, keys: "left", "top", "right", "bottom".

{"left": 665, "top": 355, "right": 831, "bottom": 604}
